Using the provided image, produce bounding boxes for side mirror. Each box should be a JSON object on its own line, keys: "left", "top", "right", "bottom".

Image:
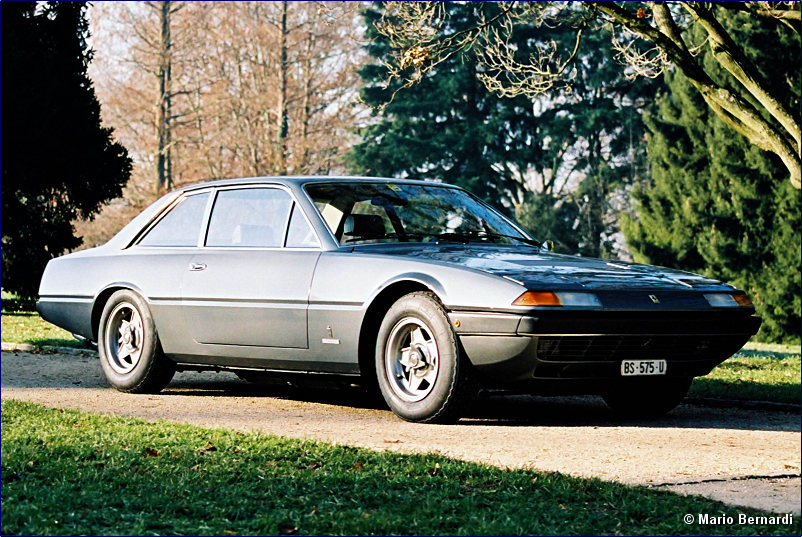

{"left": 543, "top": 239, "right": 555, "bottom": 252}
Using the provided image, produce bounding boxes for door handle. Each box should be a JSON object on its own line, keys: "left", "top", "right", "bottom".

{"left": 189, "top": 262, "right": 207, "bottom": 271}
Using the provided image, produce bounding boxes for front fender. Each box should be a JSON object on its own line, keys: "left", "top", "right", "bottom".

{"left": 363, "top": 272, "right": 448, "bottom": 309}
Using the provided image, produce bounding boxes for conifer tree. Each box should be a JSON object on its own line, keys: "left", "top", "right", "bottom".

{"left": 351, "top": 2, "right": 653, "bottom": 256}
{"left": 624, "top": 11, "right": 800, "bottom": 342}
{"left": 350, "top": 2, "right": 536, "bottom": 211}
{"left": 1, "top": 2, "right": 131, "bottom": 301}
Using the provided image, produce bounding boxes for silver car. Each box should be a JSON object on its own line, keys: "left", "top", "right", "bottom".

{"left": 38, "top": 177, "right": 760, "bottom": 422}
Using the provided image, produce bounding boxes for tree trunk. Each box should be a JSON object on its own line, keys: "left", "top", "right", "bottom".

{"left": 155, "top": 1, "right": 173, "bottom": 195}
{"left": 300, "top": 29, "right": 314, "bottom": 172}
{"left": 276, "top": 0, "right": 289, "bottom": 175}
{"left": 593, "top": 1, "right": 801, "bottom": 188}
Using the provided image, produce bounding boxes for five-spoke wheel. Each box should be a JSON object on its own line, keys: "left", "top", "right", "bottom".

{"left": 104, "top": 302, "right": 145, "bottom": 375}
{"left": 98, "top": 289, "right": 175, "bottom": 393}
{"left": 385, "top": 317, "right": 440, "bottom": 402}
{"left": 376, "top": 292, "right": 476, "bottom": 423}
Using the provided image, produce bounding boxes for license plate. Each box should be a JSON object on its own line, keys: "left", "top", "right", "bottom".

{"left": 620, "top": 359, "right": 667, "bottom": 376}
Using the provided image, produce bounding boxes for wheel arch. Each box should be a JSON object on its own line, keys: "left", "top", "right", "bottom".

{"left": 356, "top": 275, "right": 447, "bottom": 384}
{"left": 91, "top": 283, "right": 147, "bottom": 340}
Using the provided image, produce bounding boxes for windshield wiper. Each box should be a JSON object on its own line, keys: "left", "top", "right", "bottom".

{"left": 436, "top": 230, "right": 542, "bottom": 248}
{"left": 344, "top": 231, "right": 438, "bottom": 244}
{"left": 481, "top": 232, "right": 543, "bottom": 248}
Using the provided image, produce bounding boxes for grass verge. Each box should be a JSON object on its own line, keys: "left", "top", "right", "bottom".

{"left": 689, "top": 342, "right": 801, "bottom": 405}
{"left": 2, "top": 400, "right": 799, "bottom": 536}
{"left": 1, "top": 311, "right": 83, "bottom": 348}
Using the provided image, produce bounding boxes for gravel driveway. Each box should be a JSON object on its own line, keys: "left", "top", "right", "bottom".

{"left": 2, "top": 350, "right": 799, "bottom": 515}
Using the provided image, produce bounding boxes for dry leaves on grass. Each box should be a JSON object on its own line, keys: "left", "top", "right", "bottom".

{"left": 199, "top": 441, "right": 217, "bottom": 454}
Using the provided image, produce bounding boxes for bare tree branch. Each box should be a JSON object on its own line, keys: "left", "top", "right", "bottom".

{"left": 373, "top": 1, "right": 801, "bottom": 188}
{"left": 592, "top": 1, "right": 800, "bottom": 187}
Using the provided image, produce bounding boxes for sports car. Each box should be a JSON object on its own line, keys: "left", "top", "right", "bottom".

{"left": 37, "top": 177, "right": 761, "bottom": 422}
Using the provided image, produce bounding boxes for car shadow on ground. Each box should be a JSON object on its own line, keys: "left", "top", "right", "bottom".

{"left": 162, "top": 373, "right": 799, "bottom": 432}
{"left": 2, "top": 352, "right": 796, "bottom": 432}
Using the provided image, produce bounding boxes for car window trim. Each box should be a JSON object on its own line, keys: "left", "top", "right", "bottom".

{"left": 280, "top": 200, "right": 295, "bottom": 247}
{"left": 198, "top": 246, "right": 321, "bottom": 252}
{"left": 131, "top": 189, "right": 213, "bottom": 249}
{"left": 301, "top": 180, "right": 531, "bottom": 247}
{"left": 202, "top": 184, "right": 323, "bottom": 251}
{"left": 283, "top": 201, "right": 322, "bottom": 249}
{"left": 196, "top": 189, "right": 216, "bottom": 248}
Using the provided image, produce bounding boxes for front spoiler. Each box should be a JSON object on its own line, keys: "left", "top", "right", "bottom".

{"left": 448, "top": 310, "right": 761, "bottom": 385}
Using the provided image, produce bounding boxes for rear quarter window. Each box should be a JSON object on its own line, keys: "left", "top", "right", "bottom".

{"left": 138, "top": 192, "right": 210, "bottom": 247}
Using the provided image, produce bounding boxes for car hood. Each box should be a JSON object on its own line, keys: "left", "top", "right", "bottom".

{"left": 352, "top": 244, "right": 731, "bottom": 291}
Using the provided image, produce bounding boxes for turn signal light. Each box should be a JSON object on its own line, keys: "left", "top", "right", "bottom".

{"left": 732, "top": 292, "right": 753, "bottom": 307}
{"left": 512, "top": 291, "right": 561, "bottom": 307}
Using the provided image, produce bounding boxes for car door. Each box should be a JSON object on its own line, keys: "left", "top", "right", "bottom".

{"left": 127, "top": 190, "right": 212, "bottom": 352}
{"left": 181, "top": 186, "right": 321, "bottom": 348}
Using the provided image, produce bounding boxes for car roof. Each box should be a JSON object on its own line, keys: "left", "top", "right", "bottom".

{"left": 179, "top": 175, "right": 459, "bottom": 193}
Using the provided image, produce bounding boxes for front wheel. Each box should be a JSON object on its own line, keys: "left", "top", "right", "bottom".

{"left": 98, "top": 290, "right": 175, "bottom": 393}
{"left": 602, "top": 377, "right": 692, "bottom": 418}
{"left": 376, "top": 292, "right": 476, "bottom": 423}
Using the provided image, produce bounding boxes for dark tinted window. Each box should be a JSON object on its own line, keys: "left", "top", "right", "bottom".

{"left": 206, "top": 188, "right": 293, "bottom": 248}
{"left": 139, "top": 193, "right": 209, "bottom": 247}
{"left": 285, "top": 204, "right": 320, "bottom": 248}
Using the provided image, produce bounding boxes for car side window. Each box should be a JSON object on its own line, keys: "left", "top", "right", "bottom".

{"left": 138, "top": 192, "right": 209, "bottom": 247}
{"left": 285, "top": 203, "right": 320, "bottom": 248}
{"left": 206, "top": 188, "right": 293, "bottom": 248}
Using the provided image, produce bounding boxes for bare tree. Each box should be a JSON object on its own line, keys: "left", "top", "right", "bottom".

{"left": 375, "top": 1, "right": 801, "bottom": 188}
{"left": 88, "top": 1, "right": 207, "bottom": 197}
{"left": 276, "top": 0, "right": 289, "bottom": 173}
{"left": 80, "top": 1, "right": 365, "bottom": 245}
{"left": 152, "top": 1, "right": 177, "bottom": 194}
{"left": 187, "top": 2, "right": 363, "bottom": 177}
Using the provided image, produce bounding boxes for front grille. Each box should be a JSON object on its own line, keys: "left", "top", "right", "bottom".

{"left": 535, "top": 335, "right": 739, "bottom": 362}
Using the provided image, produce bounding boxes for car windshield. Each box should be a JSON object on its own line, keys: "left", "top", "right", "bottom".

{"left": 305, "top": 182, "right": 537, "bottom": 247}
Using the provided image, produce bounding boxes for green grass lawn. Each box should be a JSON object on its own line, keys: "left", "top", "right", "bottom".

{"left": 2, "top": 400, "right": 798, "bottom": 536}
{"left": 2, "top": 311, "right": 799, "bottom": 404}
{"left": 689, "top": 343, "right": 801, "bottom": 405}
{"left": 1, "top": 311, "right": 83, "bottom": 348}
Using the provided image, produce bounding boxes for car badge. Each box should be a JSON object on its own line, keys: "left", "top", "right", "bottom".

{"left": 649, "top": 294, "right": 660, "bottom": 304}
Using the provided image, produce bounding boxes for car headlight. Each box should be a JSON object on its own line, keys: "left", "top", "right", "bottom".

{"left": 512, "top": 291, "right": 602, "bottom": 308}
{"left": 704, "top": 292, "right": 753, "bottom": 307}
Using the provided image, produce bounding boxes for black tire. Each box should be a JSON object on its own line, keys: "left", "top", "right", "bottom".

{"left": 98, "top": 289, "right": 175, "bottom": 393}
{"left": 375, "top": 292, "right": 476, "bottom": 423}
{"left": 602, "top": 377, "right": 692, "bottom": 418}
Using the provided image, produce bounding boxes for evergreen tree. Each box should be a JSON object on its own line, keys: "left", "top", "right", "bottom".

{"left": 350, "top": 2, "right": 537, "bottom": 212}
{"left": 351, "top": 3, "right": 653, "bottom": 257}
{"left": 1, "top": 2, "right": 131, "bottom": 301}
{"left": 515, "top": 193, "right": 580, "bottom": 254}
{"left": 623, "top": 11, "right": 800, "bottom": 343}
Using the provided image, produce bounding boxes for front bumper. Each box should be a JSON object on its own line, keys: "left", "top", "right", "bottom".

{"left": 449, "top": 310, "right": 761, "bottom": 387}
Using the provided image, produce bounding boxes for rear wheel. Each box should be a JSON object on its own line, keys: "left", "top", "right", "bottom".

{"left": 376, "top": 292, "right": 476, "bottom": 423}
{"left": 98, "top": 290, "right": 175, "bottom": 393}
{"left": 602, "top": 377, "right": 692, "bottom": 418}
